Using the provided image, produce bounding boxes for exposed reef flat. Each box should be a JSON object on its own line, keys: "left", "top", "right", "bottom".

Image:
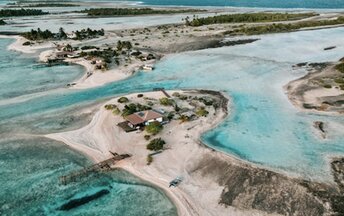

{"left": 286, "top": 60, "right": 344, "bottom": 114}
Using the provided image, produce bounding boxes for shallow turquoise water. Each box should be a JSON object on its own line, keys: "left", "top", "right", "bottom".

{"left": 0, "top": 39, "right": 84, "bottom": 100}
{"left": 1, "top": 19, "right": 344, "bottom": 215}
{"left": 0, "top": 138, "right": 177, "bottom": 215}
{"left": 2, "top": 27, "right": 344, "bottom": 180}
{"left": 0, "top": 39, "right": 177, "bottom": 215}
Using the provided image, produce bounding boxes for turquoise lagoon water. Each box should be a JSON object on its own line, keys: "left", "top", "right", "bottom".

{"left": 1, "top": 19, "right": 344, "bottom": 216}
{"left": 2, "top": 27, "right": 344, "bottom": 181}
{"left": 0, "top": 38, "right": 177, "bottom": 215}
{"left": 0, "top": 138, "right": 177, "bottom": 215}
{"left": 0, "top": 39, "right": 84, "bottom": 100}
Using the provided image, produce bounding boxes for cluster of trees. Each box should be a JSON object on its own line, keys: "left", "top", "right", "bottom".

{"left": 145, "top": 122, "right": 163, "bottom": 135}
{"left": 73, "top": 28, "right": 105, "bottom": 40}
{"left": 0, "top": 9, "right": 48, "bottom": 17}
{"left": 0, "top": 19, "right": 6, "bottom": 25}
{"left": 147, "top": 138, "right": 166, "bottom": 151}
{"left": 21, "top": 28, "right": 54, "bottom": 40}
{"left": 21, "top": 27, "right": 105, "bottom": 41}
{"left": 229, "top": 16, "right": 344, "bottom": 35}
{"left": 80, "top": 47, "right": 117, "bottom": 64}
{"left": 121, "top": 103, "right": 151, "bottom": 116}
{"left": 81, "top": 8, "right": 204, "bottom": 16}
{"left": 184, "top": 12, "right": 317, "bottom": 27}
{"left": 159, "top": 97, "right": 174, "bottom": 106}
{"left": 116, "top": 40, "right": 132, "bottom": 51}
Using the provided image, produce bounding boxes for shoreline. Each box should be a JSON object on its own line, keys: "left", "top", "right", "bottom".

{"left": 44, "top": 89, "right": 237, "bottom": 216}
{"left": 44, "top": 89, "right": 342, "bottom": 215}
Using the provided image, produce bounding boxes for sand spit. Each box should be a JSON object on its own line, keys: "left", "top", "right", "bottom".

{"left": 46, "top": 90, "right": 344, "bottom": 216}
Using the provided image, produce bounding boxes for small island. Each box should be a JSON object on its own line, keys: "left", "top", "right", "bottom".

{"left": 286, "top": 59, "right": 344, "bottom": 114}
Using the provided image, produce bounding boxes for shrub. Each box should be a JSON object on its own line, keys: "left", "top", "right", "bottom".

{"left": 340, "top": 85, "right": 344, "bottom": 90}
{"left": 137, "top": 94, "right": 144, "bottom": 98}
{"left": 104, "top": 104, "right": 117, "bottom": 110}
{"left": 179, "top": 115, "right": 190, "bottom": 123}
{"left": 159, "top": 97, "right": 174, "bottom": 106}
{"left": 147, "top": 138, "right": 166, "bottom": 151}
{"left": 323, "top": 84, "right": 332, "bottom": 89}
{"left": 145, "top": 121, "right": 163, "bottom": 135}
{"left": 196, "top": 107, "right": 209, "bottom": 117}
{"left": 112, "top": 108, "right": 120, "bottom": 115}
{"left": 22, "top": 41, "right": 32, "bottom": 46}
{"left": 147, "top": 155, "right": 153, "bottom": 165}
{"left": 335, "top": 63, "right": 344, "bottom": 73}
{"left": 334, "top": 78, "right": 344, "bottom": 84}
{"left": 172, "top": 92, "right": 180, "bottom": 97}
{"left": 167, "top": 112, "right": 175, "bottom": 120}
{"left": 118, "top": 96, "right": 129, "bottom": 103}
{"left": 144, "top": 135, "right": 151, "bottom": 140}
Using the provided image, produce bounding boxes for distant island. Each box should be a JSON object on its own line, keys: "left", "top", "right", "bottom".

{"left": 0, "top": 8, "right": 48, "bottom": 17}
{"left": 81, "top": 8, "right": 205, "bottom": 16}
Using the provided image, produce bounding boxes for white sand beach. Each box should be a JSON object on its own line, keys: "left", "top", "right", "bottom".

{"left": 46, "top": 90, "right": 274, "bottom": 216}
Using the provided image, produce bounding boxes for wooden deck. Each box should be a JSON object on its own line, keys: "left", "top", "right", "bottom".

{"left": 59, "top": 152, "right": 131, "bottom": 185}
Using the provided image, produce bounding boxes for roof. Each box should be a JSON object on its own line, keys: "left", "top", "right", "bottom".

{"left": 125, "top": 110, "right": 163, "bottom": 125}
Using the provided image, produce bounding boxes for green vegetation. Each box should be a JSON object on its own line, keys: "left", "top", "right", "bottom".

{"left": 144, "top": 135, "right": 151, "bottom": 140}
{"left": 116, "top": 40, "right": 132, "bottom": 51}
{"left": 81, "top": 8, "right": 204, "bottom": 17}
{"left": 22, "top": 28, "right": 54, "bottom": 40}
{"left": 196, "top": 107, "right": 209, "bottom": 117}
{"left": 74, "top": 28, "right": 105, "bottom": 40}
{"left": 335, "top": 63, "right": 344, "bottom": 73}
{"left": 159, "top": 97, "right": 174, "bottom": 106}
{"left": 117, "top": 97, "right": 129, "bottom": 103}
{"left": 179, "top": 115, "right": 191, "bottom": 123}
{"left": 104, "top": 104, "right": 117, "bottom": 110}
{"left": 0, "top": 9, "right": 48, "bottom": 17}
{"left": 21, "top": 27, "right": 104, "bottom": 41}
{"left": 121, "top": 103, "right": 151, "bottom": 116}
{"left": 137, "top": 94, "right": 144, "bottom": 98}
{"left": 173, "top": 92, "right": 188, "bottom": 100}
{"left": 146, "top": 138, "right": 166, "bottom": 151}
{"left": 197, "top": 97, "right": 214, "bottom": 106}
{"left": 104, "top": 104, "right": 120, "bottom": 114}
{"left": 145, "top": 121, "right": 163, "bottom": 135}
{"left": 228, "top": 17, "right": 344, "bottom": 35}
{"left": 80, "top": 47, "right": 117, "bottom": 64}
{"left": 334, "top": 78, "right": 344, "bottom": 84}
{"left": 323, "top": 84, "right": 332, "bottom": 88}
{"left": 22, "top": 41, "right": 32, "bottom": 46}
{"left": 80, "top": 45, "right": 98, "bottom": 50}
{"left": 147, "top": 155, "right": 153, "bottom": 165}
{"left": 185, "top": 12, "right": 317, "bottom": 27}
{"left": 0, "top": 19, "right": 6, "bottom": 25}
{"left": 112, "top": 108, "right": 120, "bottom": 115}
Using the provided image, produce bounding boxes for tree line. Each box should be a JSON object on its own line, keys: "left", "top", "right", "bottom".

{"left": 228, "top": 16, "right": 344, "bottom": 35}
{"left": 21, "top": 27, "right": 105, "bottom": 41}
{"left": 184, "top": 12, "right": 317, "bottom": 27}
{"left": 81, "top": 8, "right": 204, "bottom": 16}
{"left": 0, "top": 9, "right": 48, "bottom": 17}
